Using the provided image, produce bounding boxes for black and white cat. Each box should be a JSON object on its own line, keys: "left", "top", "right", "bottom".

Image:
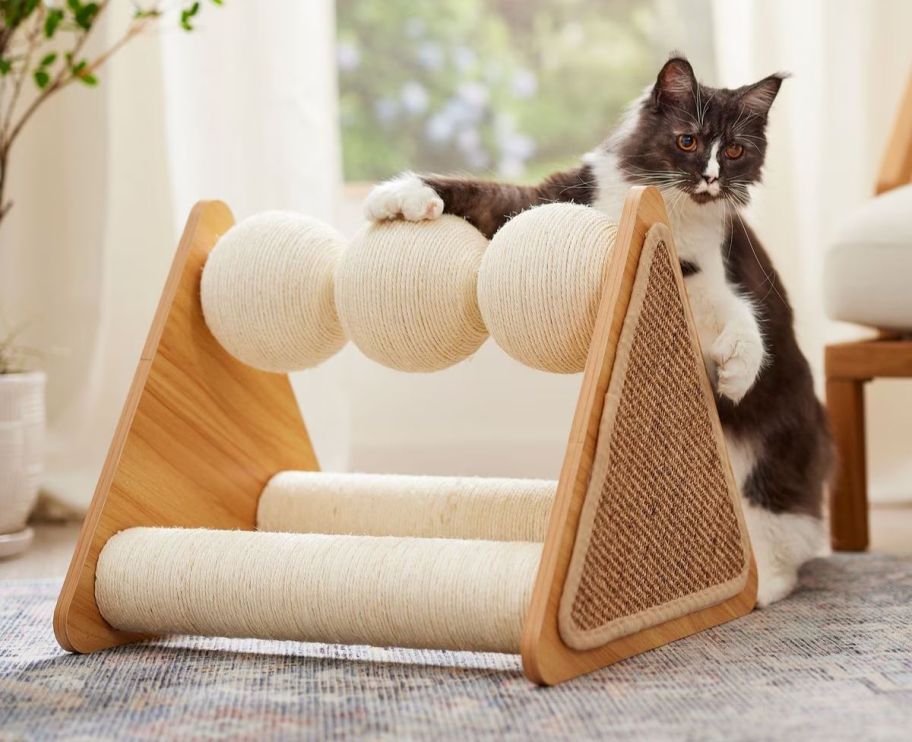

{"left": 364, "top": 55, "right": 833, "bottom": 606}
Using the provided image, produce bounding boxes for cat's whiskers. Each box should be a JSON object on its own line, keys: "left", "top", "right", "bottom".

{"left": 664, "top": 187, "right": 688, "bottom": 219}
{"left": 724, "top": 194, "right": 787, "bottom": 307}
{"left": 731, "top": 110, "right": 759, "bottom": 133}
{"left": 693, "top": 86, "right": 714, "bottom": 129}
{"left": 625, "top": 163, "right": 689, "bottom": 176}
{"left": 721, "top": 200, "right": 737, "bottom": 260}
{"left": 724, "top": 186, "right": 751, "bottom": 208}
{"left": 553, "top": 175, "right": 602, "bottom": 198}
{"left": 693, "top": 85, "right": 703, "bottom": 128}
{"left": 623, "top": 168, "right": 691, "bottom": 189}
{"left": 665, "top": 102, "right": 700, "bottom": 129}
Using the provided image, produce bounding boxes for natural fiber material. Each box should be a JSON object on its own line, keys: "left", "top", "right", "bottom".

{"left": 258, "top": 471, "right": 555, "bottom": 542}
{"left": 96, "top": 527, "right": 541, "bottom": 653}
{"left": 335, "top": 216, "right": 489, "bottom": 372}
{"left": 559, "top": 225, "right": 750, "bottom": 650}
{"left": 478, "top": 203, "right": 617, "bottom": 373}
{"left": 201, "top": 211, "right": 347, "bottom": 372}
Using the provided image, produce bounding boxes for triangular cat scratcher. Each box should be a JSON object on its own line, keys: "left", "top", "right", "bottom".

{"left": 56, "top": 188, "right": 755, "bottom": 686}
{"left": 53, "top": 202, "right": 319, "bottom": 654}
{"left": 521, "top": 189, "right": 755, "bottom": 685}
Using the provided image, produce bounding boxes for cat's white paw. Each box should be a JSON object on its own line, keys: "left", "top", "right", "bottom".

{"left": 364, "top": 173, "right": 444, "bottom": 222}
{"left": 742, "top": 499, "right": 826, "bottom": 609}
{"left": 711, "top": 322, "right": 764, "bottom": 403}
{"left": 755, "top": 568, "right": 798, "bottom": 608}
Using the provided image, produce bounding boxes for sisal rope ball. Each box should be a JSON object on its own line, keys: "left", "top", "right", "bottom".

{"left": 335, "top": 215, "right": 489, "bottom": 372}
{"left": 477, "top": 203, "right": 618, "bottom": 373}
{"left": 201, "top": 211, "right": 347, "bottom": 372}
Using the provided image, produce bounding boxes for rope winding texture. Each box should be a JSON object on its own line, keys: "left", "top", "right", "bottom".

{"left": 478, "top": 203, "right": 618, "bottom": 373}
{"left": 335, "top": 216, "right": 489, "bottom": 372}
{"left": 96, "top": 527, "right": 541, "bottom": 653}
{"left": 258, "top": 471, "right": 555, "bottom": 541}
{"left": 202, "top": 205, "right": 618, "bottom": 373}
{"left": 201, "top": 211, "right": 347, "bottom": 371}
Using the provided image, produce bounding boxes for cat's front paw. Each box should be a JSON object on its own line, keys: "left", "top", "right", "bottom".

{"left": 364, "top": 173, "right": 444, "bottom": 222}
{"left": 755, "top": 568, "right": 798, "bottom": 608}
{"left": 711, "top": 323, "right": 764, "bottom": 403}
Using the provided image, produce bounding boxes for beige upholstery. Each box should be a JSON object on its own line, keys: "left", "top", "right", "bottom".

{"left": 824, "top": 184, "right": 912, "bottom": 331}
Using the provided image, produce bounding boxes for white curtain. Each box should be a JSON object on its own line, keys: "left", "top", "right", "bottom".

{"left": 712, "top": 0, "right": 912, "bottom": 501}
{"left": 0, "top": 1, "right": 344, "bottom": 513}
{"left": 159, "top": 0, "right": 350, "bottom": 474}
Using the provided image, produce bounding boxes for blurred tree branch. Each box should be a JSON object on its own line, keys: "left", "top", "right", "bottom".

{"left": 0, "top": 0, "right": 221, "bottom": 227}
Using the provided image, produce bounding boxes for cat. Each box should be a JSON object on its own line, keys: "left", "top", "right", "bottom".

{"left": 364, "top": 55, "right": 833, "bottom": 607}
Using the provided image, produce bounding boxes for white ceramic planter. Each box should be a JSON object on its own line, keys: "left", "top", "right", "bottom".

{"left": 0, "top": 371, "right": 45, "bottom": 556}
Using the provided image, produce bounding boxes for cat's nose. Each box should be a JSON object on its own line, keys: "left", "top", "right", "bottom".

{"left": 704, "top": 175, "right": 718, "bottom": 185}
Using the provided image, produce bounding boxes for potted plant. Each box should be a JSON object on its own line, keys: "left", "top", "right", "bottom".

{"left": 0, "top": 0, "right": 219, "bottom": 557}
{"left": 0, "top": 323, "right": 43, "bottom": 556}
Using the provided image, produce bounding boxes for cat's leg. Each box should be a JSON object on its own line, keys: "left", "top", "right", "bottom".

{"left": 363, "top": 172, "right": 446, "bottom": 223}
{"left": 742, "top": 499, "right": 828, "bottom": 607}
{"left": 711, "top": 303, "right": 765, "bottom": 403}
{"left": 737, "top": 437, "right": 830, "bottom": 607}
{"left": 684, "top": 268, "right": 765, "bottom": 404}
{"left": 364, "top": 165, "right": 595, "bottom": 238}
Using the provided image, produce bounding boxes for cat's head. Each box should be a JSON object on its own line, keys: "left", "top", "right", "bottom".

{"left": 613, "top": 55, "right": 786, "bottom": 207}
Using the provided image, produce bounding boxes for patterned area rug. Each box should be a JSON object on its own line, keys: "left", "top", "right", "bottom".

{"left": 1, "top": 554, "right": 910, "bottom": 741}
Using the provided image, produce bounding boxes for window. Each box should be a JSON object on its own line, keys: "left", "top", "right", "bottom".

{"left": 337, "top": 0, "right": 716, "bottom": 183}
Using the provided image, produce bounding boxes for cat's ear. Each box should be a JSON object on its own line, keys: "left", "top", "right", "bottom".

{"left": 738, "top": 73, "right": 789, "bottom": 116}
{"left": 652, "top": 56, "right": 697, "bottom": 109}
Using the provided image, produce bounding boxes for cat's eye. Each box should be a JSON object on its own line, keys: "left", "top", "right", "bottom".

{"left": 724, "top": 143, "right": 744, "bottom": 159}
{"left": 676, "top": 134, "right": 698, "bottom": 152}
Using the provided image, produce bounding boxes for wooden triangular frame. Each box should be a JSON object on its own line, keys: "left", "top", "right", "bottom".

{"left": 54, "top": 201, "right": 320, "bottom": 654}
{"left": 521, "top": 187, "right": 756, "bottom": 685}
{"left": 55, "top": 188, "right": 755, "bottom": 686}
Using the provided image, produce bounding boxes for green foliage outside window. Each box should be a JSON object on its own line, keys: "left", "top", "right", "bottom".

{"left": 337, "top": 0, "right": 715, "bottom": 183}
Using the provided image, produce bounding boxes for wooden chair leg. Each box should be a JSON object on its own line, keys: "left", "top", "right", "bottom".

{"left": 826, "top": 378, "right": 869, "bottom": 551}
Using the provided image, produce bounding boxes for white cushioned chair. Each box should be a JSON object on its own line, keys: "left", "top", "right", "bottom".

{"left": 824, "top": 72, "right": 912, "bottom": 551}
{"left": 825, "top": 184, "right": 912, "bottom": 331}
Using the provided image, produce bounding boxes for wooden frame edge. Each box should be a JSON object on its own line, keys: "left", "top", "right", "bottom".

{"left": 521, "top": 186, "right": 757, "bottom": 686}
{"left": 875, "top": 67, "right": 912, "bottom": 195}
{"left": 826, "top": 338, "right": 912, "bottom": 380}
{"left": 54, "top": 200, "right": 319, "bottom": 654}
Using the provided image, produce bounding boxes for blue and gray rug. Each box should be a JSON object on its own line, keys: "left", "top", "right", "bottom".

{"left": 1, "top": 554, "right": 910, "bottom": 740}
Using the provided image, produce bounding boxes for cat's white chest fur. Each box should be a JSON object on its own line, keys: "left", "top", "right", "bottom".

{"left": 588, "top": 151, "right": 764, "bottom": 404}
{"left": 587, "top": 150, "right": 829, "bottom": 607}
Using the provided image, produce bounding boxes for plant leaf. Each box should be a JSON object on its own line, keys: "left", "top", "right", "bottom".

{"left": 74, "top": 2, "right": 99, "bottom": 30}
{"left": 69, "top": 58, "right": 97, "bottom": 85}
{"left": 3, "top": 0, "right": 41, "bottom": 27}
{"left": 33, "top": 69, "right": 50, "bottom": 89}
{"left": 40, "top": 52, "right": 57, "bottom": 67}
{"left": 44, "top": 9, "right": 64, "bottom": 38}
{"left": 180, "top": 1, "right": 201, "bottom": 31}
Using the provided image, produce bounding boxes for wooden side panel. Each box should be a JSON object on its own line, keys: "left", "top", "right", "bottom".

{"left": 876, "top": 69, "right": 912, "bottom": 195}
{"left": 54, "top": 201, "right": 318, "bottom": 654}
{"left": 824, "top": 337, "right": 912, "bottom": 551}
{"left": 826, "top": 378, "right": 869, "bottom": 551}
{"left": 521, "top": 187, "right": 756, "bottom": 686}
{"left": 826, "top": 339, "right": 912, "bottom": 380}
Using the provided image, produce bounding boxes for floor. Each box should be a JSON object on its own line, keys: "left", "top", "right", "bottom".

{"left": 4, "top": 553, "right": 910, "bottom": 739}
{"left": 1, "top": 502, "right": 911, "bottom": 579}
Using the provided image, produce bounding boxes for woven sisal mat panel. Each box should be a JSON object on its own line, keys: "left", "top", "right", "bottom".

{"left": 558, "top": 224, "right": 751, "bottom": 651}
